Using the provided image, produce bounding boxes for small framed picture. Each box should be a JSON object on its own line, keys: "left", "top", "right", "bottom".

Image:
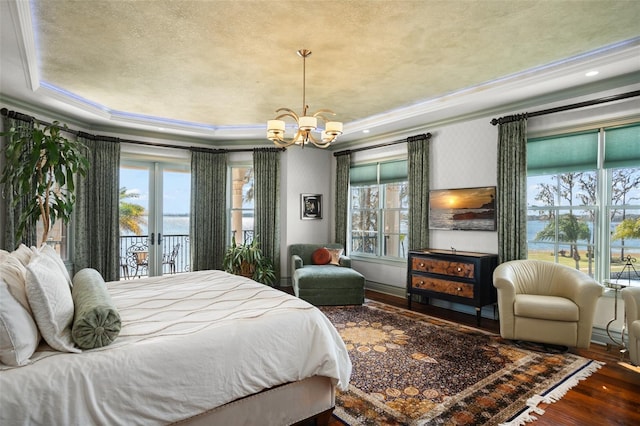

{"left": 301, "top": 194, "right": 322, "bottom": 220}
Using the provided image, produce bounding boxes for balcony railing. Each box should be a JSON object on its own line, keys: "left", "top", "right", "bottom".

{"left": 119, "top": 234, "right": 190, "bottom": 279}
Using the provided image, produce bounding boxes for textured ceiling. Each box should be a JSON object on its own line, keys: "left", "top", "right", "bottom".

{"left": 2, "top": 1, "right": 640, "bottom": 143}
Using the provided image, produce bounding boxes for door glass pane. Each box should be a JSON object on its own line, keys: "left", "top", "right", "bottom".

{"left": 119, "top": 166, "right": 150, "bottom": 279}
{"left": 162, "top": 170, "right": 190, "bottom": 274}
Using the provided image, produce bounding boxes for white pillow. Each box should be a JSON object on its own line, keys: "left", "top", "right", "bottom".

{"left": 11, "top": 244, "right": 33, "bottom": 266}
{"left": 34, "top": 244, "right": 72, "bottom": 287}
{"left": 25, "top": 253, "right": 80, "bottom": 353}
{"left": 0, "top": 254, "right": 32, "bottom": 314}
{"left": 0, "top": 280, "right": 40, "bottom": 365}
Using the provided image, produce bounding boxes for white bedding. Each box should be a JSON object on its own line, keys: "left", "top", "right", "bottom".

{"left": 0, "top": 270, "right": 352, "bottom": 425}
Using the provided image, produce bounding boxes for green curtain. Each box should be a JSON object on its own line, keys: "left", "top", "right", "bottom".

{"left": 1, "top": 117, "right": 37, "bottom": 250}
{"left": 74, "top": 134, "right": 121, "bottom": 281}
{"left": 407, "top": 134, "right": 430, "bottom": 250}
{"left": 253, "top": 148, "right": 281, "bottom": 284}
{"left": 497, "top": 119, "right": 528, "bottom": 263}
{"left": 334, "top": 152, "right": 351, "bottom": 251}
{"left": 190, "top": 149, "right": 227, "bottom": 271}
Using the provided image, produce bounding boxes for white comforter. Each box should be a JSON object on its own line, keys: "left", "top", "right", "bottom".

{"left": 0, "top": 270, "right": 352, "bottom": 425}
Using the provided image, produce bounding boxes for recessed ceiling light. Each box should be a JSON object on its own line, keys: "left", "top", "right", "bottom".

{"left": 362, "top": 129, "right": 370, "bottom": 133}
{"left": 585, "top": 70, "right": 599, "bottom": 77}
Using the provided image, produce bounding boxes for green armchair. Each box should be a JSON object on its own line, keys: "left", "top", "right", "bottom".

{"left": 289, "top": 244, "right": 365, "bottom": 306}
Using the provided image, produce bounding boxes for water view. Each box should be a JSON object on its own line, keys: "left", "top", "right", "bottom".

{"left": 430, "top": 208, "right": 496, "bottom": 231}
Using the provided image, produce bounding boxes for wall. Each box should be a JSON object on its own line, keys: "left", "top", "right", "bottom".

{"left": 350, "top": 116, "right": 499, "bottom": 298}
{"left": 280, "top": 146, "right": 333, "bottom": 283}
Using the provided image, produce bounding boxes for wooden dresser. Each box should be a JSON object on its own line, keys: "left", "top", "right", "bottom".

{"left": 407, "top": 248, "right": 498, "bottom": 325}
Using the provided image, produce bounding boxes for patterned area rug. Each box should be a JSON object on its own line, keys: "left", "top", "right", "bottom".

{"left": 319, "top": 301, "right": 603, "bottom": 426}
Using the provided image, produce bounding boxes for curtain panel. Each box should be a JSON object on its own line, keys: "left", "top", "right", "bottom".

{"left": 407, "top": 134, "right": 430, "bottom": 250}
{"left": 1, "top": 117, "right": 38, "bottom": 250}
{"left": 497, "top": 119, "right": 528, "bottom": 263}
{"left": 190, "top": 149, "right": 227, "bottom": 271}
{"left": 334, "top": 152, "right": 351, "bottom": 251}
{"left": 253, "top": 148, "right": 281, "bottom": 283}
{"left": 74, "top": 135, "right": 121, "bottom": 281}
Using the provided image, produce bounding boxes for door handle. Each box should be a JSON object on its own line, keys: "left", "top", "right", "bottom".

{"left": 149, "top": 233, "right": 155, "bottom": 245}
{"left": 158, "top": 233, "right": 162, "bottom": 244}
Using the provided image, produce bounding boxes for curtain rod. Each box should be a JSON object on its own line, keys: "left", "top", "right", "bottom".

{"left": 0, "top": 108, "right": 283, "bottom": 153}
{"left": 333, "top": 133, "right": 432, "bottom": 157}
{"left": 490, "top": 90, "right": 640, "bottom": 126}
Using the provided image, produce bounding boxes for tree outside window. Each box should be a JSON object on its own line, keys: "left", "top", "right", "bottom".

{"left": 527, "top": 124, "right": 640, "bottom": 280}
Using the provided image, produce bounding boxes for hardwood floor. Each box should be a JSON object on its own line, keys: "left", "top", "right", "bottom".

{"left": 325, "top": 289, "right": 640, "bottom": 426}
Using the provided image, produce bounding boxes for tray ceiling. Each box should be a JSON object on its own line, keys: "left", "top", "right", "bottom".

{"left": 1, "top": 0, "right": 639, "bottom": 146}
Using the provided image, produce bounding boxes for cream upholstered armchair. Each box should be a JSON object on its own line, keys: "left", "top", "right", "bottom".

{"left": 493, "top": 260, "right": 604, "bottom": 349}
{"left": 621, "top": 286, "right": 640, "bottom": 366}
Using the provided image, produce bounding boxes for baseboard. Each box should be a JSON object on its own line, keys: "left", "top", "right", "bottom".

{"left": 591, "top": 325, "right": 625, "bottom": 347}
{"left": 364, "top": 280, "right": 405, "bottom": 298}
{"left": 278, "top": 277, "right": 291, "bottom": 288}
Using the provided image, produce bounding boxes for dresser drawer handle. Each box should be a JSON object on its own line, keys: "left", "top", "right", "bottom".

{"left": 419, "top": 263, "right": 425, "bottom": 267}
{"left": 456, "top": 267, "right": 462, "bottom": 272}
{"left": 457, "top": 287, "right": 462, "bottom": 291}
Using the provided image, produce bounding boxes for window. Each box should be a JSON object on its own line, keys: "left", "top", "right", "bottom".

{"left": 350, "top": 160, "right": 409, "bottom": 259}
{"left": 229, "top": 165, "right": 254, "bottom": 244}
{"left": 526, "top": 123, "right": 640, "bottom": 281}
{"left": 37, "top": 221, "right": 68, "bottom": 260}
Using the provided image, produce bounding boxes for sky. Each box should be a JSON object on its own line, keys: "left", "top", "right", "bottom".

{"left": 120, "top": 167, "right": 191, "bottom": 215}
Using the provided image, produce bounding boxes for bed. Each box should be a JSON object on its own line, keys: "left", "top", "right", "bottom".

{"left": 0, "top": 269, "right": 352, "bottom": 425}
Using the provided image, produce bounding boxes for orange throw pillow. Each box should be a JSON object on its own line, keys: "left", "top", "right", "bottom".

{"left": 311, "top": 248, "right": 331, "bottom": 265}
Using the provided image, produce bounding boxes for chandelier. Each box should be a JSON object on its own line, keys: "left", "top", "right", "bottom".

{"left": 267, "top": 49, "right": 343, "bottom": 148}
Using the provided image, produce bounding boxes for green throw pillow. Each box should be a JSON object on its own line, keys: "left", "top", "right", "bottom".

{"left": 71, "top": 268, "right": 121, "bottom": 349}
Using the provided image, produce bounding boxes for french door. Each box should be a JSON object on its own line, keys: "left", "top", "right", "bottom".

{"left": 119, "top": 155, "right": 190, "bottom": 278}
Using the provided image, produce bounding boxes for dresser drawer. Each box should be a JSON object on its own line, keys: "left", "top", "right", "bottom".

{"left": 410, "top": 275, "right": 474, "bottom": 299}
{"left": 411, "top": 257, "right": 475, "bottom": 279}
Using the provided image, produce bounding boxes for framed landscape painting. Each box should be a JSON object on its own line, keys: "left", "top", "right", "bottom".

{"left": 429, "top": 186, "right": 496, "bottom": 231}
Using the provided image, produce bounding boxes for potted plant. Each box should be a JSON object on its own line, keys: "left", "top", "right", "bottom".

{"left": 222, "top": 236, "right": 276, "bottom": 286}
{"left": 1, "top": 120, "right": 89, "bottom": 245}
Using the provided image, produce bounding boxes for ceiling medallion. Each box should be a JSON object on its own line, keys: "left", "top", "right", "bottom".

{"left": 267, "top": 49, "right": 343, "bottom": 148}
